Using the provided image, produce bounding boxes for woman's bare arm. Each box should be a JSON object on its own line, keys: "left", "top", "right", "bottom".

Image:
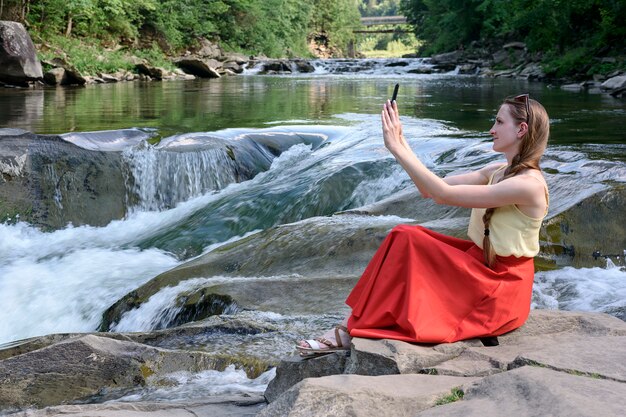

{"left": 382, "top": 102, "right": 543, "bottom": 209}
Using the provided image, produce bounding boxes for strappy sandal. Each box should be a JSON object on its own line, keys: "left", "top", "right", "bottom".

{"left": 296, "top": 325, "right": 351, "bottom": 357}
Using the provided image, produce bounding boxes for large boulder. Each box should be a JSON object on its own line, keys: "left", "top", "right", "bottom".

{"left": 173, "top": 57, "right": 221, "bottom": 78}
{"left": 0, "top": 21, "right": 43, "bottom": 85}
{"left": 0, "top": 131, "right": 131, "bottom": 229}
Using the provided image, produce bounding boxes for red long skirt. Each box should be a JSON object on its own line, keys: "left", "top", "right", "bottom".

{"left": 346, "top": 225, "right": 535, "bottom": 343}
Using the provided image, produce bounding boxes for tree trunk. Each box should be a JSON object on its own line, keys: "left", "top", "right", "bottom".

{"left": 66, "top": 14, "right": 73, "bottom": 37}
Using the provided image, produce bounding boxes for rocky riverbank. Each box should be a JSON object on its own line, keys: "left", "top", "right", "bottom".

{"left": 1, "top": 21, "right": 625, "bottom": 98}
{"left": 1, "top": 309, "right": 625, "bottom": 416}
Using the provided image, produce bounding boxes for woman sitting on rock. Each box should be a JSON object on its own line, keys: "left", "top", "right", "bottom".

{"left": 297, "top": 94, "right": 550, "bottom": 355}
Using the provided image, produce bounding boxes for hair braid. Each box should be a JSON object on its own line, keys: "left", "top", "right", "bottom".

{"left": 482, "top": 97, "right": 550, "bottom": 268}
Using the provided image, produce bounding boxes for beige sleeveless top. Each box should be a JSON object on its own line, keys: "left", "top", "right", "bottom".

{"left": 467, "top": 165, "right": 548, "bottom": 258}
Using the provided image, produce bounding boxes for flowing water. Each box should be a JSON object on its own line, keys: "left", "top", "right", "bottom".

{"left": 1, "top": 59, "right": 625, "bottom": 404}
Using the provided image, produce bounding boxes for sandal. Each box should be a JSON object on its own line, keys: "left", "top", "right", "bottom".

{"left": 296, "top": 325, "right": 351, "bottom": 357}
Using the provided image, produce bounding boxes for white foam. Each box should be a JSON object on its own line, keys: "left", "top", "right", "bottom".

{"left": 114, "top": 365, "right": 276, "bottom": 402}
{"left": 533, "top": 265, "right": 626, "bottom": 314}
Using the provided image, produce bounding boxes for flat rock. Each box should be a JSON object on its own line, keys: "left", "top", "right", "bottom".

{"left": 345, "top": 337, "right": 480, "bottom": 376}
{"left": 9, "top": 395, "right": 266, "bottom": 417}
{"left": 266, "top": 310, "right": 626, "bottom": 401}
{"left": 259, "top": 374, "right": 477, "bottom": 417}
{"left": 415, "top": 366, "right": 626, "bottom": 417}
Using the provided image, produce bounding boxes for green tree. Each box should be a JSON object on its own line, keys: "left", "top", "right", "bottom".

{"left": 309, "top": 0, "right": 361, "bottom": 54}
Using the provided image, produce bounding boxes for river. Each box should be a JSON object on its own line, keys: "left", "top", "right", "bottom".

{"left": 0, "top": 58, "right": 625, "bottom": 405}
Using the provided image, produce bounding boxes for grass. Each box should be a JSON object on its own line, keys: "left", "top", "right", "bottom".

{"left": 434, "top": 387, "right": 464, "bottom": 406}
{"left": 33, "top": 33, "right": 176, "bottom": 76}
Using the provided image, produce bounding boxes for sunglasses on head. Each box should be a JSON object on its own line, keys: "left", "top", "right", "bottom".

{"left": 513, "top": 93, "right": 530, "bottom": 122}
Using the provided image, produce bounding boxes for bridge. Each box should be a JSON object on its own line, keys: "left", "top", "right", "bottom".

{"left": 360, "top": 16, "right": 407, "bottom": 26}
{"left": 356, "top": 15, "right": 409, "bottom": 34}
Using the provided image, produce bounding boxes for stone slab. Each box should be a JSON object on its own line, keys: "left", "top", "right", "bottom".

{"left": 415, "top": 366, "right": 626, "bottom": 417}
{"left": 259, "top": 374, "right": 477, "bottom": 417}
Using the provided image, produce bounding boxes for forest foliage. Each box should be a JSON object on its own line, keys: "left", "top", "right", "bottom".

{"left": 399, "top": 0, "right": 626, "bottom": 77}
{"left": 0, "top": 0, "right": 623, "bottom": 78}
{"left": 0, "top": 0, "right": 361, "bottom": 57}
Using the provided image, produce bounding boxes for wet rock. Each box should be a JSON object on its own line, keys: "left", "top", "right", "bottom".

{"left": 98, "top": 215, "right": 398, "bottom": 330}
{"left": 0, "top": 21, "right": 43, "bottom": 86}
{"left": 173, "top": 57, "right": 221, "bottom": 78}
{"left": 415, "top": 366, "right": 626, "bottom": 416}
{"left": 43, "top": 67, "right": 66, "bottom": 85}
{"left": 264, "top": 353, "right": 349, "bottom": 403}
{"left": 430, "top": 50, "right": 463, "bottom": 65}
{"left": 221, "top": 52, "right": 249, "bottom": 65}
{"left": 540, "top": 186, "right": 626, "bottom": 268}
{"left": 135, "top": 63, "right": 167, "bottom": 80}
{"left": 293, "top": 59, "right": 315, "bottom": 73}
{"left": 0, "top": 131, "right": 130, "bottom": 228}
{"left": 0, "top": 334, "right": 265, "bottom": 410}
{"left": 408, "top": 67, "right": 434, "bottom": 74}
{"left": 260, "top": 59, "right": 292, "bottom": 73}
{"left": 223, "top": 61, "right": 244, "bottom": 74}
{"left": 98, "top": 73, "right": 119, "bottom": 83}
{"left": 458, "top": 63, "right": 478, "bottom": 74}
{"left": 601, "top": 74, "right": 626, "bottom": 92}
{"left": 561, "top": 83, "right": 583, "bottom": 91}
{"left": 11, "top": 395, "right": 267, "bottom": 417}
{"left": 62, "top": 65, "right": 87, "bottom": 85}
{"left": 259, "top": 374, "right": 477, "bottom": 417}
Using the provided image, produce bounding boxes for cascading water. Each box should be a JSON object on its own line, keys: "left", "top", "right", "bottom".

{"left": 123, "top": 143, "right": 241, "bottom": 211}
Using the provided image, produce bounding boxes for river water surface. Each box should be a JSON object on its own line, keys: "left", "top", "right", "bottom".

{"left": 1, "top": 60, "right": 625, "bottom": 404}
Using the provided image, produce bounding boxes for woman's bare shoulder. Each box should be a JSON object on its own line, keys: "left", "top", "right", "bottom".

{"left": 479, "top": 162, "right": 507, "bottom": 181}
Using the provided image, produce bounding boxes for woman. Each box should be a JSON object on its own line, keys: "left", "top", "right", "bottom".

{"left": 297, "top": 94, "right": 550, "bottom": 355}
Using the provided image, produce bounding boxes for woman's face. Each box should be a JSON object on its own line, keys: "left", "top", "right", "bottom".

{"left": 489, "top": 104, "right": 523, "bottom": 154}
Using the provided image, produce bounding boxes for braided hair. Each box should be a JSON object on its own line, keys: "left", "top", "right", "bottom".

{"left": 482, "top": 96, "right": 550, "bottom": 268}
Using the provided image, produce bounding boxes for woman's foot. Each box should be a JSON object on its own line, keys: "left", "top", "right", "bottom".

{"left": 296, "top": 324, "right": 352, "bottom": 356}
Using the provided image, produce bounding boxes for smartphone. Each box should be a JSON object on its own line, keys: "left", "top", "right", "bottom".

{"left": 391, "top": 83, "right": 399, "bottom": 103}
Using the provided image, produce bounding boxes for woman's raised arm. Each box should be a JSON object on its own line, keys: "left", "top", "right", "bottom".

{"left": 382, "top": 101, "right": 543, "bottom": 210}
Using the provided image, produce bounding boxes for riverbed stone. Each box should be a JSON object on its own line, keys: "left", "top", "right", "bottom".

{"left": 415, "top": 366, "right": 626, "bottom": 417}
{"left": 0, "top": 334, "right": 267, "bottom": 410}
{"left": 0, "top": 21, "right": 43, "bottom": 86}
{"left": 259, "top": 374, "right": 477, "bottom": 417}
{"left": 600, "top": 74, "right": 626, "bottom": 91}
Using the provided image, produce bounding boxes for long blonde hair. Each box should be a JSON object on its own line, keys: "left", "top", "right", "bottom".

{"left": 482, "top": 96, "right": 550, "bottom": 267}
